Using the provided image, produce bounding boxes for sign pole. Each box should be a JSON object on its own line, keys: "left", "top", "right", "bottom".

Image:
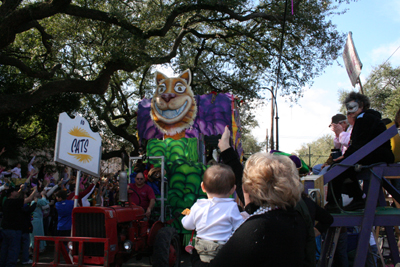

{"left": 74, "top": 170, "right": 81, "bottom": 208}
{"left": 358, "top": 79, "right": 364, "bottom": 95}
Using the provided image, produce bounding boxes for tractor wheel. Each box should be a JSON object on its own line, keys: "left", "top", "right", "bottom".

{"left": 152, "top": 227, "right": 181, "bottom": 267}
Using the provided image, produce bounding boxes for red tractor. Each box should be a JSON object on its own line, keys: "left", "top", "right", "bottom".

{"left": 33, "top": 164, "right": 181, "bottom": 267}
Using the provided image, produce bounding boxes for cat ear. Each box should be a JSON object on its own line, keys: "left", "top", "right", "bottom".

{"left": 155, "top": 71, "right": 167, "bottom": 85}
{"left": 179, "top": 69, "right": 191, "bottom": 85}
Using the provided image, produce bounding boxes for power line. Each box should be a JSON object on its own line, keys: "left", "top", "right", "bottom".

{"left": 381, "top": 45, "right": 400, "bottom": 66}
{"left": 363, "top": 44, "right": 400, "bottom": 88}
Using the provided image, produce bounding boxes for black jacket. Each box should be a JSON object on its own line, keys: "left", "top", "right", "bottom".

{"left": 191, "top": 206, "right": 308, "bottom": 267}
{"left": 344, "top": 109, "right": 394, "bottom": 164}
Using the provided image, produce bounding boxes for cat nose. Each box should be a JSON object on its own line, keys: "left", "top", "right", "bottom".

{"left": 161, "top": 93, "right": 176, "bottom": 102}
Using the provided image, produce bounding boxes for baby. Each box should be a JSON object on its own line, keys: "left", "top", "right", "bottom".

{"left": 181, "top": 164, "right": 243, "bottom": 263}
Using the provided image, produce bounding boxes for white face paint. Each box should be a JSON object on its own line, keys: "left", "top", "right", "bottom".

{"left": 346, "top": 101, "right": 359, "bottom": 114}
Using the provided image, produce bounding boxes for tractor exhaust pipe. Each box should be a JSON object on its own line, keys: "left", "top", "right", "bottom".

{"left": 119, "top": 171, "right": 128, "bottom": 204}
{"left": 119, "top": 153, "right": 128, "bottom": 205}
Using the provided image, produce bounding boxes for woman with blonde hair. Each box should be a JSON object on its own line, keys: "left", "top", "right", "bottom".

{"left": 191, "top": 126, "right": 310, "bottom": 267}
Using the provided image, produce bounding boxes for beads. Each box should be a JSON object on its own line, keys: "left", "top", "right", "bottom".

{"left": 229, "top": 205, "right": 276, "bottom": 239}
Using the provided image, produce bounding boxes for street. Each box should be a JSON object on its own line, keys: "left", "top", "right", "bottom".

{"left": 20, "top": 243, "right": 192, "bottom": 267}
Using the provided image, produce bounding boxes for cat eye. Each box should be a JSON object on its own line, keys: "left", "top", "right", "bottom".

{"left": 158, "top": 84, "right": 166, "bottom": 94}
{"left": 174, "top": 83, "right": 186, "bottom": 93}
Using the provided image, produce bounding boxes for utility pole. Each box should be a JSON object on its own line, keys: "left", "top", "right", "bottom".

{"left": 270, "top": 91, "right": 275, "bottom": 151}
{"left": 275, "top": 88, "right": 279, "bottom": 151}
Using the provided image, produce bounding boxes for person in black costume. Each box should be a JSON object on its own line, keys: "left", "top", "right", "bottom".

{"left": 325, "top": 92, "right": 394, "bottom": 212}
{"left": 191, "top": 126, "right": 310, "bottom": 267}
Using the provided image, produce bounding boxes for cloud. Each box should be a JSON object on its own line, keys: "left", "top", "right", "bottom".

{"left": 370, "top": 38, "right": 400, "bottom": 66}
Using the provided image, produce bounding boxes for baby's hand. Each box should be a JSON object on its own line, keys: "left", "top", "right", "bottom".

{"left": 181, "top": 208, "right": 191, "bottom": 215}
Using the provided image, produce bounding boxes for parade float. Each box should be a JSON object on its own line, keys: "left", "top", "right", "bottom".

{"left": 135, "top": 69, "right": 243, "bottom": 236}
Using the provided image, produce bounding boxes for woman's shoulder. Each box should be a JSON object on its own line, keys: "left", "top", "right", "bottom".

{"left": 361, "top": 110, "right": 383, "bottom": 122}
{"left": 244, "top": 208, "right": 300, "bottom": 227}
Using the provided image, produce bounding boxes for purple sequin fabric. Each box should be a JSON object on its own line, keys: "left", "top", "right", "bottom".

{"left": 138, "top": 93, "right": 233, "bottom": 140}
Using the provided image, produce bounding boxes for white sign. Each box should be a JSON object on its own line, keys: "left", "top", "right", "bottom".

{"left": 342, "top": 32, "right": 363, "bottom": 87}
{"left": 54, "top": 112, "right": 102, "bottom": 177}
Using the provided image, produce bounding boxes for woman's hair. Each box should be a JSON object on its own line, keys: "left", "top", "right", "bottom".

{"left": 343, "top": 91, "right": 370, "bottom": 110}
{"left": 243, "top": 153, "right": 303, "bottom": 209}
{"left": 203, "top": 164, "right": 235, "bottom": 195}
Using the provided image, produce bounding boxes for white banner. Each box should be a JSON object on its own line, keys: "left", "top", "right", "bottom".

{"left": 342, "top": 32, "right": 363, "bottom": 87}
{"left": 54, "top": 112, "right": 102, "bottom": 177}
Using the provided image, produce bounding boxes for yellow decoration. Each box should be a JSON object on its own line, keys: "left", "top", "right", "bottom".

{"left": 68, "top": 126, "right": 96, "bottom": 140}
{"left": 67, "top": 153, "right": 93, "bottom": 163}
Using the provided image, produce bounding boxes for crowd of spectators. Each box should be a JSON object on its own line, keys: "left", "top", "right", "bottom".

{"left": 0, "top": 154, "right": 158, "bottom": 267}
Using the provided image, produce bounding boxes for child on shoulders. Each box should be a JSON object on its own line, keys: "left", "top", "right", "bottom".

{"left": 181, "top": 164, "right": 243, "bottom": 263}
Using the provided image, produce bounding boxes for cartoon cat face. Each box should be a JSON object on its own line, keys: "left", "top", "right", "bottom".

{"left": 150, "top": 69, "right": 197, "bottom": 135}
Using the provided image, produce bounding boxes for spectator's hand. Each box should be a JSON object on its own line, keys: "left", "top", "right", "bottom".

{"left": 332, "top": 123, "right": 344, "bottom": 137}
{"left": 92, "top": 177, "right": 99, "bottom": 184}
{"left": 57, "top": 180, "right": 63, "bottom": 187}
{"left": 0, "top": 147, "right": 5, "bottom": 155}
{"left": 145, "top": 208, "right": 151, "bottom": 218}
{"left": 218, "top": 126, "right": 231, "bottom": 152}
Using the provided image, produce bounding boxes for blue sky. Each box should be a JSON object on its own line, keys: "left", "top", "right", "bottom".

{"left": 252, "top": 0, "right": 400, "bottom": 154}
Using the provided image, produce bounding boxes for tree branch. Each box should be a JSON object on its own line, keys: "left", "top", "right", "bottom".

{"left": 145, "top": 4, "right": 283, "bottom": 38}
{"left": 0, "top": 0, "right": 71, "bottom": 49}
{"left": 0, "top": 54, "right": 60, "bottom": 79}
{"left": 63, "top": 4, "right": 144, "bottom": 37}
{"left": 0, "top": 77, "right": 108, "bottom": 115}
{"left": 0, "top": 0, "right": 23, "bottom": 18}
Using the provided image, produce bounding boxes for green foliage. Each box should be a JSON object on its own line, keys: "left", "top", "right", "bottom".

{"left": 239, "top": 103, "right": 259, "bottom": 136}
{"left": 295, "top": 133, "right": 334, "bottom": 168}
{"left": 0, "top": 63, "right": 81, "bottom": 159}
{"left": 363, "top": 63, "right": 400, "bottom": 120}
{"left": 242, "top": 133, "right": 266, "bottom": 155}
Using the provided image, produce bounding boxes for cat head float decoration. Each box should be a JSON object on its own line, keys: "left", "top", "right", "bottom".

{"left": 150, "top": 69, "right": 197, "bottom": 138}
